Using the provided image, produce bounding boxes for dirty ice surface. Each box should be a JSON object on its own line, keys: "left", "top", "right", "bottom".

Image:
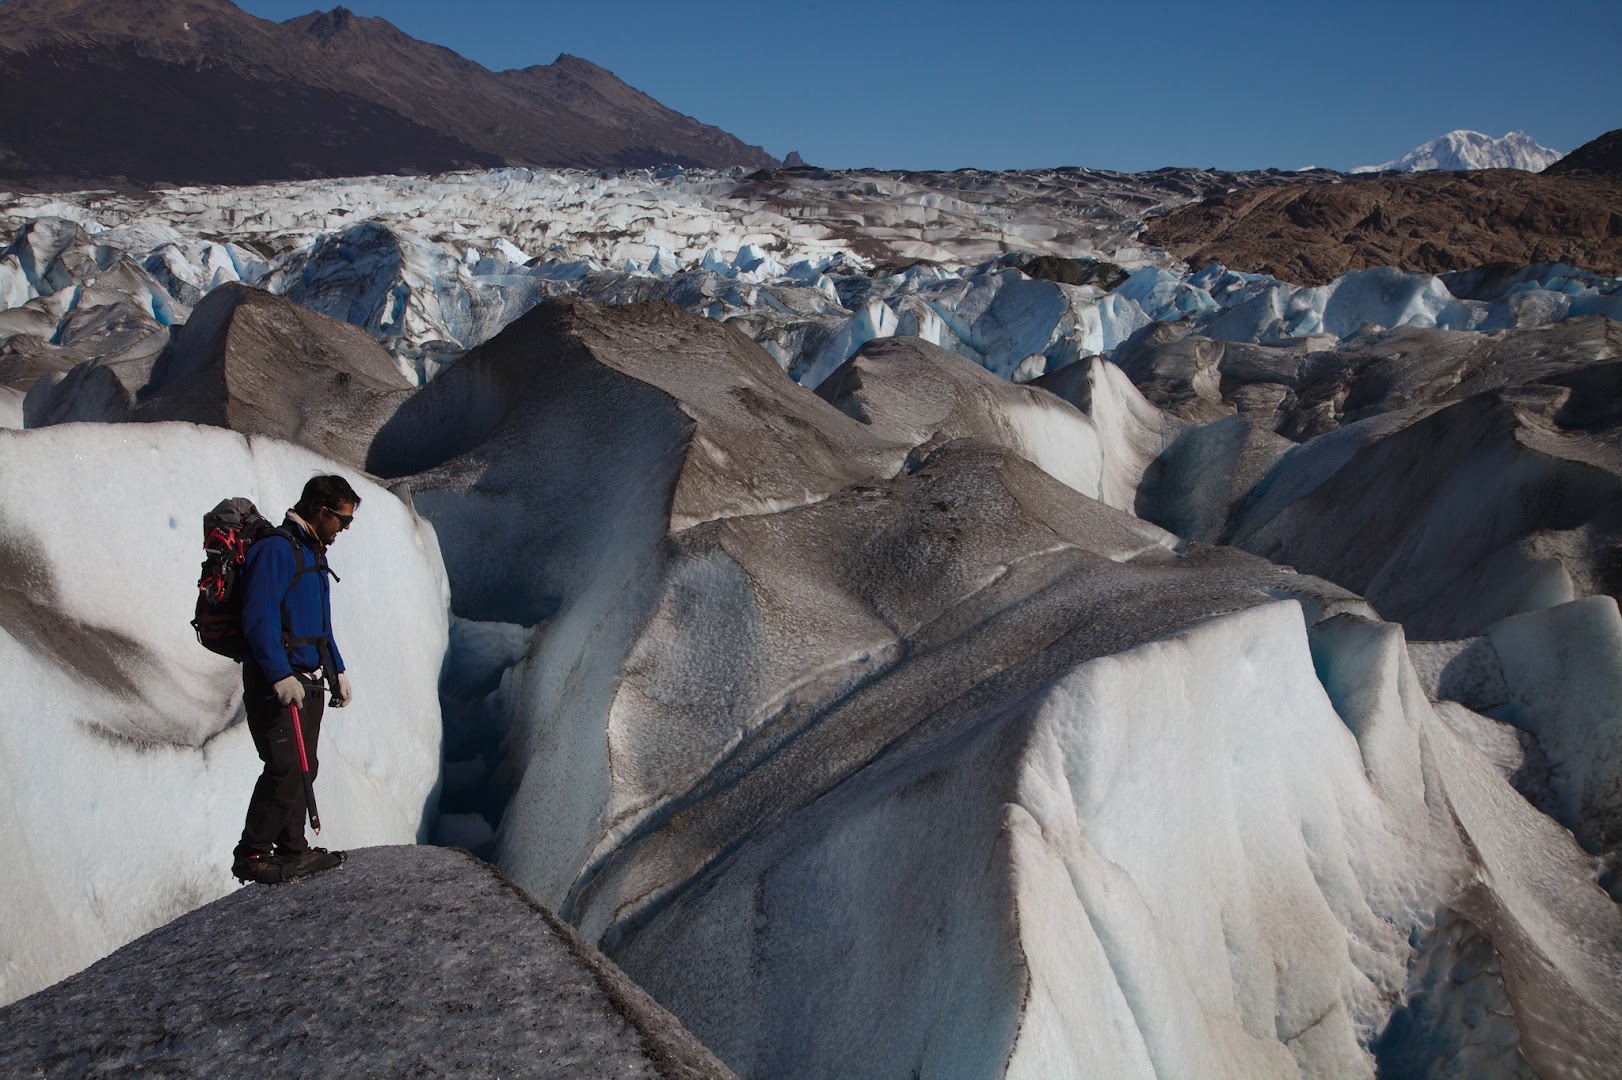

{"left": 0, "top": 846, "right": 735, "bottom": 1079}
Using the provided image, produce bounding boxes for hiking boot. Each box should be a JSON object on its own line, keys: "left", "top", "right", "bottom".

{"left": 231, "top": 851, "right": 290, "bottom": 885}
{"left": 276, "top": 846, "right": 346, "bottom": 880}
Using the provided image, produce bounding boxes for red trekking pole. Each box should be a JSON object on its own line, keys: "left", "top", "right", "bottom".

{"left": 289, "top": 702, "right": 321, "bottom": 835}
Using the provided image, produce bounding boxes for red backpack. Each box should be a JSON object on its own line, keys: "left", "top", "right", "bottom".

{"left": 191, "top": 498, "right": 280, "bottom": 661}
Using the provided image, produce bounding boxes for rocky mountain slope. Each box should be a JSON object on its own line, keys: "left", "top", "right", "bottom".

{"left": 1143, "top": 128, "right": 1622, "bottom": 284}
{"left": 0, "top": 0, "right": 775, "bottom": 188}
{"left": 1545, "top": 127, "right": 1622, "bottom": 175}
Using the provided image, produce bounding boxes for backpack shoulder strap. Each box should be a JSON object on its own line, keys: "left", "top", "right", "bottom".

{"left": 271, "top": 526, "right": 338, "bottom": 686}
{"left": 269, "top": 527, "right": 320, "bottom": 582}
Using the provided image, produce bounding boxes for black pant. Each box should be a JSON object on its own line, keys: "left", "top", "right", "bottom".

{"left": 234, "top": 664, "right": 326, "bottom": 859}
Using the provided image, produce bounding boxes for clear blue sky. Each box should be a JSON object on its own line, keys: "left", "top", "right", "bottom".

{"left": 235, "top": 0, "right": 1620, "bottom": 172}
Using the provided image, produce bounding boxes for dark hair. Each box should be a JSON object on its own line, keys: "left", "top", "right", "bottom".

{"left": 294, "top": 475, "right": 362, "bottom": 518}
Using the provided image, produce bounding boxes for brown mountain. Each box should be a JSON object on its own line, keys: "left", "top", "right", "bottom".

{"left": 0, "top": 0, "right": 777, "bottom": 189}
{"left": 1143, "top": 128, "right": 1622, "bottom": 285}
{"left": 1544, "top": 127, "right": 1622, "bottom": 175}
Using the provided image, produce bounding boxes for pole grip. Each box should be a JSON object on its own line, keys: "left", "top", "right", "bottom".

{"left": 290, "top": 703, "right": 311, "bottom": 771}
{"left": 289, "top": 701, "right": 321, "bottom": 834}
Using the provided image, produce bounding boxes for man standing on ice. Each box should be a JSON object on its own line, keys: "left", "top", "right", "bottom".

{"left": 230, "top": 476, "right": 360, "bottom": 885}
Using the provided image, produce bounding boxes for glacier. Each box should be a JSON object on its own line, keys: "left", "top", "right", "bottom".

{"left": 1, "top": 162, "right": 1620, "bottom": 1080}
{"left": 380, "top": 298, "right": 1616, "bottom": 1080}
{"left": 5, "top": 169, "right": 1616, "bottom": 394}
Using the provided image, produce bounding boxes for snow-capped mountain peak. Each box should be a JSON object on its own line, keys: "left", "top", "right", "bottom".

{"left": 1351, "top": 129, "right": 1564, "bottom": 173}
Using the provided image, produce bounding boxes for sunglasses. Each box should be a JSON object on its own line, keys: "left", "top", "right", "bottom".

{"left": 323, "top": 507, "right": 354, "bottom": 527}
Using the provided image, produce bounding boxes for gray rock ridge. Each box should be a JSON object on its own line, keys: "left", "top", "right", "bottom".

{"left": 24, "top": 283, "right": 415, "bottom": 467}
{"left": 816, "top": 335, "right": 1156, "bottom": 506}
{"left": 1231, "top": 369, "right": 1622, "bottom": 640}
{"left": 559, "top": 446, "right": 1622, "bottom": 1078}
{"left": 133, "top": 282, "right": 414, "bottom": 466}
{"left": 0, "top": 334, "right": 85, "bottom": 392}
{"left": 375, "top": 295, "right": 904, "bottom": 523}
{"left": 1114, "top": 315, "right": 1622, "bottom": 440}
{"left": 1142, "top": 166, "right": 1622, "bottom": 283}
{"left": 1098, "top": 319, "right": 1622, "bottom": 641}
{"left": 0, "top": 845, "right": 736, "bottom": 1079}
{"left": 553, "top": 441, "right": 1360, "bottom": 944}
{"left": 376, "top": 299, "right": 917, "bottom": 872}
{"left": 1408, "top": 597, "right": 1622, "bottom": 858}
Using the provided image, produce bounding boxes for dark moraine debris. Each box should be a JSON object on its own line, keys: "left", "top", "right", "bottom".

{"left": 0, "top": 845, "right": 736, "bottom": 1079}
{"left": 1019, "top": 255, "right": 1130, "bottom": 290}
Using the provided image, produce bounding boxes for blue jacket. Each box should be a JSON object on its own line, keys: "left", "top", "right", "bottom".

{"left": 240, "top": 516, "right": 345, "bottom": 683}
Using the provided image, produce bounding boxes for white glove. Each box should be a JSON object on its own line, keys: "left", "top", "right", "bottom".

{"left": 331, "top": 671, "right": 353, "bottom": 708}
{"left": 273, "top": 676, "right": 306, "bottom": 709}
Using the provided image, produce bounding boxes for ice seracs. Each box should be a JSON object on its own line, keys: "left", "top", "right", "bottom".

{"left": 368, "top": 298, "right": 1619, "bottom": 1078}
{"left": 2, "top": 172, "right": 1617, "bottom": 391}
